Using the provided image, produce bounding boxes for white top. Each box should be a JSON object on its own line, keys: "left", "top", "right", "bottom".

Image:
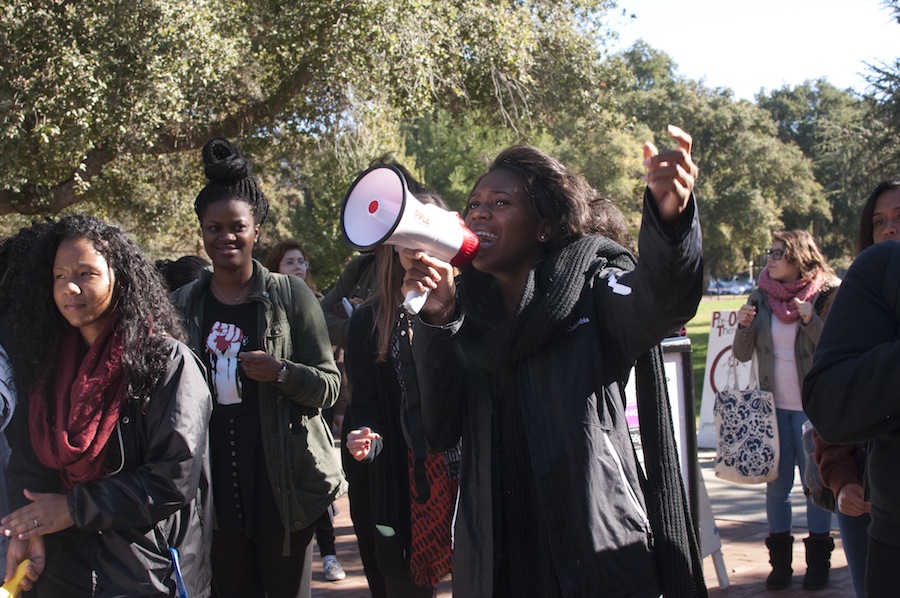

{"left": 0, "top": 343, "right": 16, "bottom": 431}
{"left": 770, "top": 314, "right": 803, "bottom": 411}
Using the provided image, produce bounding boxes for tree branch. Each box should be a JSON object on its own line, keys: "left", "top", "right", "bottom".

{"left": 0, "top": 67, "right": 316, "bottom": 215}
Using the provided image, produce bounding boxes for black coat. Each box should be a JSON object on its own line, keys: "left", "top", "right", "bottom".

{"left": 6, "top": 340, "right": 212, "bottom": 597}
{"left": 412, "top": 194, "right": 703, "bottom": 597}
{"left": 804, "top": 241, "right": 900, "bottom": 545}
{"left": 345, "top": 304, "right": 416, "bottom": 578}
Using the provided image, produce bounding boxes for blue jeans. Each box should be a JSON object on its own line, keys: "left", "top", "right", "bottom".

{"left": 766, "top": 409, "right": 833, "bottom": 534}
{"left": 837, "top": 510, "right": 869, "bottom": 598}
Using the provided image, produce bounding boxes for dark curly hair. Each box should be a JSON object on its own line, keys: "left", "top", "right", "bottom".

{"left": 473, "top": 145, "right": 597, "bottom": 252}
{"left": 194, "top": 138, "right": 269, "bottom": 224}
{"left": 0, "top": 221, "right": 53, "bottom": 319}
{"left": 156, "top": 255, "right": 210, "bottom": 292}
{"left": 7, "top": 216, "right": 186, "bottom": 406}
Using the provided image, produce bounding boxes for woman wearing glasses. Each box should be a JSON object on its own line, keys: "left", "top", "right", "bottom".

{"left": 265, "top": 241, "right": 318, "bottom": 296}
{"left": 733, "top": 230, "right": 840, "bottom": 591}
{"left": 264, "top": 240, "right": 348, "bottom": 583}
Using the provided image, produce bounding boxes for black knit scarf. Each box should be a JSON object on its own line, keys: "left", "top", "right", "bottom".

{"left": 457, "top": 234, "right": 707, "bottom": 597}
{"left": 457, "top": 235, "right": 634, "bottom": 368}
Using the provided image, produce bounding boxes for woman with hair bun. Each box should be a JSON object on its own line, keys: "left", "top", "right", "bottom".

{"left": 0, "top": 215, "right": 212, "bottom": 597}
{"left": 172, "top": 138, "right": 345, "bottom": 598}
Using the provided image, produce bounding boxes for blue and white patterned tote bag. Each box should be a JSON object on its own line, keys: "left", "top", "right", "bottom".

{"left": 713, "top": 355, "right": 779, "bottom": 484}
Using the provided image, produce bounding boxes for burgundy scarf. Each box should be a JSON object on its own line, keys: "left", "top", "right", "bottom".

{"left": 29, "top": 321, "right": 127, "bottom": 489}
{"left": 757, "top": 267, "right": 825, "bottom": 324}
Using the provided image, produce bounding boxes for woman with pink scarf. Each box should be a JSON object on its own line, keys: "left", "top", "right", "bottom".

{"left": 733, "top": 229, "right": 840, "bottom": 592}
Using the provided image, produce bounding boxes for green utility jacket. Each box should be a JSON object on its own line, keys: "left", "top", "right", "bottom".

{"left": 173, "top": 260, "right": 346, "bottom": 554}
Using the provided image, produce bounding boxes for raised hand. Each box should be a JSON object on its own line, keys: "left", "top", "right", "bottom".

{"left": 643, "top": 124, "right": 699, "bottom": 222}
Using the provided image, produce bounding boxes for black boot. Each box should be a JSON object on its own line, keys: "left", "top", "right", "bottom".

{"left": 803, "top": 535, "right": 835, "bottom": 590}
{"left": 765, "top": 534, "right": 794, "bottom": 590}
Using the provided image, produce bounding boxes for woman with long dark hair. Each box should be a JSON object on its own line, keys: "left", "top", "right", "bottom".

{"left": 808, "top": 177, "right": 900, "bottom": 597}
{"left": 345, "top": 189, "right": 460, "bottom": 596}
{"left": 804, "top": 175, "right": 900, "bottom": 597}
{"left": 855, "top": 177, "right": 900, "bottom": 252}
{"left": 172, "top": 138, "right": 344, "bottom": 598}
{"left": 399, "top": 127, "right": 706, "bottom": 597}
{"left": 0, "top": 215, "right": 212, "bottom": 597}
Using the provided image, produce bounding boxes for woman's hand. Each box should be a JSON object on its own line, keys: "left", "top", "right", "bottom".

{"left": 836, "top": 483, "right": 871, "bottom": 517}
{"left": 794, "top": 298, "right": 814, "bottom": 324}
{"left": 238, "top": 350, "right": 282, "bottom": 382}
{"left": 643, "top": 124, "right": 699, "bottom": 222}
{"left": 346, "top": 427, "right": 380, "bottom": 462}
{"left": 4, "top": 535, "right": 44, "bottom": 592}
{"left": 737, "top": 303, "right": 757, "bottom": 328}
{"left": 1, "top": 490, "right": 74, "bottom": 540}
{"left": 397, "top": 248, "right": 456, "bottom": 325}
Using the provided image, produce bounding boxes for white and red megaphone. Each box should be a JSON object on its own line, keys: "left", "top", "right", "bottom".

{"left": 341, "top": 165, "right": 479, "bottom": 313}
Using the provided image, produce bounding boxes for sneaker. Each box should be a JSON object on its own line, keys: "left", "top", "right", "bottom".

{"left": 322, "top": 556, "right": 346, "bottom": 581}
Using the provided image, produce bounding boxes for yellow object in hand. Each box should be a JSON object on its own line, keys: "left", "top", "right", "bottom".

{"left": 0, "top": 559, "right": 31, "bottom": 598}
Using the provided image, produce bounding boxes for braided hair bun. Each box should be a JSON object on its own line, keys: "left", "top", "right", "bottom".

{"left": 194, "top": 138, "right": 269, "bottom": 224}
{"left": 203, "top": 138, "right": 252, "bottom": 182}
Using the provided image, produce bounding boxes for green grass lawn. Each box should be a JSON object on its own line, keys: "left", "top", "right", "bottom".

{"left": 685, "top": 295, "right": 747, "bottom": 413}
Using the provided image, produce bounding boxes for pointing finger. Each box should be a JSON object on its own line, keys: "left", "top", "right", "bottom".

{"left": 667, "top": 124, "right": 693, "bottom": 154}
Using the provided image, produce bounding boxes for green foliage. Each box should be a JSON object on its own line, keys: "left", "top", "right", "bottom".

{"left": 0, "top": 0, "right": 619, "bottom": 282}
{"left": 757, "top": 80, "right": 886, "bottom": 262}
{"left": 1, "top": 0, "right": 898, "bottom": 287}
{"left": 613, "top": 47, "right": 828, "bottom": 276}
{"left": 402, "top": 110, "right": 520, "bottom": 211}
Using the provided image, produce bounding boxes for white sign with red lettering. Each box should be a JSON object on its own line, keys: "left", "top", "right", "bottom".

{"left": 697, "top": 310, "right": 754, "bottom": 448}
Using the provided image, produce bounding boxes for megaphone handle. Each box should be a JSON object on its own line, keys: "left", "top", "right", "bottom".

{"left": 402, "top": 290, "right": 429, "bottom": 315}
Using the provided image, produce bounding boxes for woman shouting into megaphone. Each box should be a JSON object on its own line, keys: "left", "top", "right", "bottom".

{"left": 398, "top": 126, "right": 707, "bottom": 598}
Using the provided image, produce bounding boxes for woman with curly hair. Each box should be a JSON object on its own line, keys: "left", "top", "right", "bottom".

{"left": 734, "top": 229, "right": 840, "bottom": 590}
{"left": 172, "top": 138, "right": 344, "bottom": 598}
{"left": 399, "top": 127, "right": 706, "bottom": 597}
{"left": 0, "top": 215, "right": 212, "bottom": 597}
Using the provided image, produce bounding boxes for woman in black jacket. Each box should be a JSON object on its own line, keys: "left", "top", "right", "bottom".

{"left": 0, "top": 216, "right": 212, "bottom": 597}
{"left": 804, "top": 177, "right": 900, "bottom": 598}
{"left": 399, "top": 127, "right": 706, "bottom": 597}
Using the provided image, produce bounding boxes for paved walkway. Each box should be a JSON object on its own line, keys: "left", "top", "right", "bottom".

{"left": 310, "top": 450, "right": 855, "bottom": 597}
